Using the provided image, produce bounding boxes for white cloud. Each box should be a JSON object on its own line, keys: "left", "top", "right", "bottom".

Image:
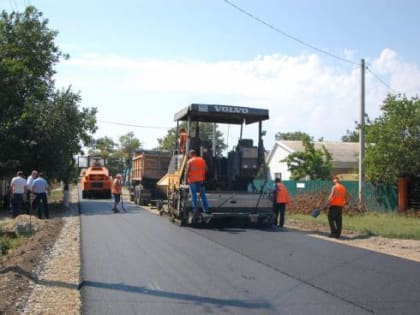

{"left": 55, "top": 49, "right": 420, "bottom": 149}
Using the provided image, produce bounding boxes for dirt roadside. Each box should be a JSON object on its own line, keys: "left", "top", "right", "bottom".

{"left": 0, "top": 194, "right": 80, "bottom": 315}
{"left": 0, "top": 215, "right": 64, "bottom": 314}
{"left": 286, "top": 218, "right": 420, "bottom": 263}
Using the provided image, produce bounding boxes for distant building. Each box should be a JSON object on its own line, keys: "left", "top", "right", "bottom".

{"left": 266, "top": 140, "right": 359, "bottom": 180}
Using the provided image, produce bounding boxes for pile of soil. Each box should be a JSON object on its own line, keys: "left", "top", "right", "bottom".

{"left": 0, "top": 215, "right": 63, "bottom": 314}
{"left": 288, "top": 191, "right": 367, "bottom": 215}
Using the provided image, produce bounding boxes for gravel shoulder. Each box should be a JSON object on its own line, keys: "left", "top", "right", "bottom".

{"left": 286, "top": 218, "right": 420, "bottom": 263}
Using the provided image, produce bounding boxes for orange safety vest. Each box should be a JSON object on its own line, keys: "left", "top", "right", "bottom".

{"left": 112, "top": 179, "right": 122, "bottom": 194}
{"left": 330, "top": 183, "right": 347, "bottom": 207}
{"left": 179, "top": 132, "right": 188, "bottom": 153}
{"left": 187, "top": 156, "right": 206, "bottom": 183}
{"left": 275, "top": 182, "right": 290, "bottom": 204}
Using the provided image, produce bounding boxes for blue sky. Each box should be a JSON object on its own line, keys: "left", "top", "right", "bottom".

{"left": 3, "top": 0, "right": 420, "bottom": 150}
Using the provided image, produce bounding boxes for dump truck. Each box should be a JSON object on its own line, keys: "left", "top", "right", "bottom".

{"left": 80, "top": 156, "right": 113, "bottom": 199}
{"left": 130, "top": 150, "right": 172, "bottom": 206}
{"left": 157, "top": 103, "right": 273, "bottom": 225}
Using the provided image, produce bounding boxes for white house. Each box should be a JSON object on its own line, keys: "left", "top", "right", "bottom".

{"left": 266, "top": 140, "right": 359, "bottom": 180}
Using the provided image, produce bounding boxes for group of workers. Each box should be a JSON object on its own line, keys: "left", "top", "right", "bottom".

{"left": 9, "top": 170, "right": 49, "bottom": 219}
{"left": 272, "top": 176, "right": 348, "bottom": 237}
{"left": 178, "top": 127, "right": 349, "bottom": 237}
{"left": 9, "top": 128, "right": 349, "bottom": 238}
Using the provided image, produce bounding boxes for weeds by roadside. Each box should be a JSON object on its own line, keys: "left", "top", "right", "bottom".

{"left": 0, "top": 234, "right": 25, "bottom": 255}
{"left": 288, "top": 212, "right": 420, "bottom": 240}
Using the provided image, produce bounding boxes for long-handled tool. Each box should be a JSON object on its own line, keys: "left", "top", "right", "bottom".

{"left": 120, "top": 190, "right": 127, "bottom": 212}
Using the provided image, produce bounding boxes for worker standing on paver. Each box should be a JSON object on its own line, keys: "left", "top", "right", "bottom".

{"left": 327, "top": 176, "right": 348, "bottom": 238}
{"left": 186, "top": 149, "right": 209, "bottom": 217}
{"left": 178, "top": 127, "right": 188, "bottom": 154}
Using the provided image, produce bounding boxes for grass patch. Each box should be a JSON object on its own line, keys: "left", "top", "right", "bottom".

{"left": 288, "top": 212, "right": 420, "bottom": 240}
{"left": 0, "top": 235, "right": 25, "bottom": 256}
{"left": 49, "top": 188, "right": 63, "bottom": 203}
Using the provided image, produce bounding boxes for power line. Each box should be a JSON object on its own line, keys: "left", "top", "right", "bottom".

{"left": 223, "top": 0, "right": 358, "bottom": 66}
{"left": 224, "top": 0, "right": 399, "bottom": 94}
{"left": 365, "top": 66, "right": 397, "bottom": 94}
{"left": 98, "top": 120, "right": 170, "bottom": 129}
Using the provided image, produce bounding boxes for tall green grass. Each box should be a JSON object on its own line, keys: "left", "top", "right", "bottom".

{"left": 0, "top": 235, "right": 25, "bottom": 255}
{"left": 49, "top": 188, "right": 63, "bottom": 203}
{"left": 288, "top": 213, "right": 420, "bottom": 240}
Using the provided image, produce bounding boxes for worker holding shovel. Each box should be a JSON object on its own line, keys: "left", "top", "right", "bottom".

{"left": 326, "top": 176, "right": 349, "bottom": 238}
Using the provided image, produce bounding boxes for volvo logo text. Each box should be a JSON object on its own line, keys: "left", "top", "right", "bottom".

{"left": 213, "top": 106, "right": 249, "bottom": 114}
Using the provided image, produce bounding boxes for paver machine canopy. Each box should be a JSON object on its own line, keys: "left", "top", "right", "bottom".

{"left": 175, "top": 104, "right": 269, "bottom": 189}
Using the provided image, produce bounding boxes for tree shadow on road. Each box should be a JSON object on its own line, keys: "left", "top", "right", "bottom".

{"left": 80, "top": 280, "right": 273, "bottom": 310}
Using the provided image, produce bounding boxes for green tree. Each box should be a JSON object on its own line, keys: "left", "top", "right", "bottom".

{"left": 0, "top": 6, "right": 97, "bottom": 183}
{"left": 90, "top": 137, "right": 117, "bottom": 160}
{"left": 282, "top": 135, "right": 332, "bottom": 180}
{"left": 29, "top": 88, "right": 97, "bottom": 184}
{"left": 88, "top": 133, "right": 141, "bottom": 176}
{"left": 275, "top": 131, "right": 312, "bottom": 141}
{"left": 341, "top": 129, "right": 359, "bottom": 142}
{"left": 88, "top": 137, "right": 120, "bottom": 176}
{"left": 119, "top": 132, "right": 141, "bottom": 161}
{"left": 157, "top": 122, "right": 226, "bottom": 155}
{"left": 365, "top": 94, "right": 420, "bottom": 183}
{"left": 116, "top": 132, "right": 141, "bottom": 176}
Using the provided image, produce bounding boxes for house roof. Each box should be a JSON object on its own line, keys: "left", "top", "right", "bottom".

{"left": 269, "top": 140, "right": 360, "bottom": 169}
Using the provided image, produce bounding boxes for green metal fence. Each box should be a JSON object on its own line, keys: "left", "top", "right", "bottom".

{"left": 253, "top": 179, "right": 398, "bottom": 212}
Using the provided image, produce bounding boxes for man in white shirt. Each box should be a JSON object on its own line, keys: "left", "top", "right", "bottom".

{"left": 32, "top": 173, "right": 49, "bottom": 219}
{"left": 25, "top": 170, "right": 38, "bottom": 213}
{"left": 10, "top": 171, "right": 27, "bottom": 217}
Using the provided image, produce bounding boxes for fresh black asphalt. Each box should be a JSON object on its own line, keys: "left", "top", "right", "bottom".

{"left": 79, "top": 198, "right": 420, "bottom": 314}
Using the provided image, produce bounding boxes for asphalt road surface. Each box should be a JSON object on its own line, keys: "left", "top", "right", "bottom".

{"left": 80, "top": 198, "right": 420, "bottom": 315}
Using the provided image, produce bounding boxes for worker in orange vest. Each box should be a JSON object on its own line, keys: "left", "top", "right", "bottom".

{"left": 327, "top": 176, "right": 349, "bottom": 238}
{"left": 178, "top": 127, "right": 188, "bottom": 154}
{"left": 186, "top": 149, "right": 209, "bottom": 215}
{"left": 272, "top": 178, "right": 290, "bottom": 231}
{"left": 112, "top": 174, "right": 122, "bottom": 213}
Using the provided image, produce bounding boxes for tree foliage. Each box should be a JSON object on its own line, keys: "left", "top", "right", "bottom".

{"left": 282, "top": 136, "right": 332, "bottom": 180}
{"left": 365, "top": 95, "right": 420, "bottom": 183}
{"left": 341, "top": 129, "right": 359, "bottom": 142}
{"left": 275, "top": 131, "right": 312, "bottom": 141}
{"left": 0, "top": 6, "right": 97, "bottom": 181}
{"left": 157, "top": 122, "right": 227, "bottom": 155}
{"left": 88, "top": 132, "right": 141, "bottom": 176}
{"left": 119, "top": 132, "right": 141, "bottom": 161}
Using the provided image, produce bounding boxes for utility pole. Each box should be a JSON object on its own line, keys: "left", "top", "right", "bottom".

{"left": 359, "top": 59, "right": 365, "bottom": 207}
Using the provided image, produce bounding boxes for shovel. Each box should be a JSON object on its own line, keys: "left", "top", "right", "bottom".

{"left": 310, "top": 208, "right": 321, "bottom": 218}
